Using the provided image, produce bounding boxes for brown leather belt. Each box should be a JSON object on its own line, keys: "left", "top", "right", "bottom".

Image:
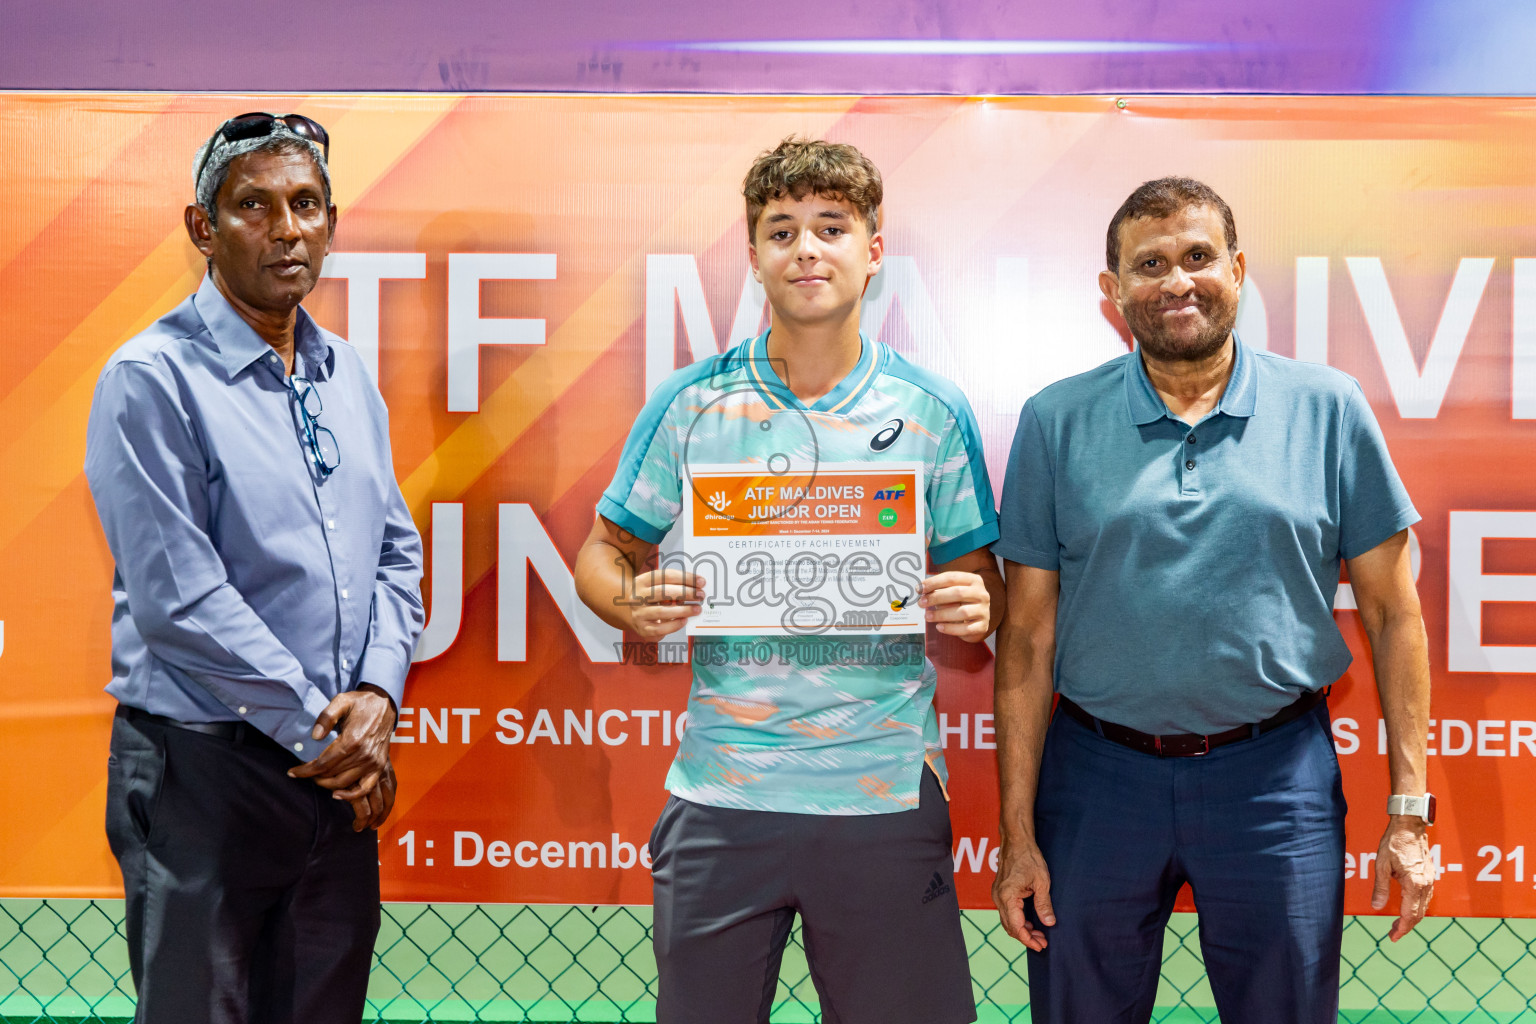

{"left": 1055, "top": 687, "right": 1329, "bottom": 757}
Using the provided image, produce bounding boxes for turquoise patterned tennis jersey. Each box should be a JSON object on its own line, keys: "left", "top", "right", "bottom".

{"left": 598, "top": 329, "right": 998, "bottom": 814}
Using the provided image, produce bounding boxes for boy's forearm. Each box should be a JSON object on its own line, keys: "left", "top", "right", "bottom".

{"left": 575, "top": 539, "right": 640, "bottom": 633}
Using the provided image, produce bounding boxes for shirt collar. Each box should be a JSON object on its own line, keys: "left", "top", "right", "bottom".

{"left": 194, "top": 274, "right": 334, "bottom": 383}
{"left": 1124, "top": 334, "right": 1258, "bottom": 426}
{"left": 745, "top": 327, "right": 879, "bottom": 414}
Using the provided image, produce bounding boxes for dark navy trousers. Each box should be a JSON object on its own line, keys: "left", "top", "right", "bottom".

{"left": 1026, "top": 701, "right": 1346, "bottom": 1023}
{"left": 107, "top": 707, "right": 380, "bottom": 1024}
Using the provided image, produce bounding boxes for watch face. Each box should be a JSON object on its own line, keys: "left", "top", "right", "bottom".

{"left": 1425, "top": 793, "right": 1437, "bottom": 825}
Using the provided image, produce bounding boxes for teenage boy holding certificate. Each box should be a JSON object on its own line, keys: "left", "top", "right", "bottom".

{"left": 575, "top": 138, "right": 1001, "bottom": 1024}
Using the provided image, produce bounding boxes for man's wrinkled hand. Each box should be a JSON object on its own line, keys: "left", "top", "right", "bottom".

{"left": 993, "top": 835, "right": 1055, "bottom": 952}
{"left": 1373, "top": 818, "right": 1435, "bottom": 941}
{"left": 288, "top": 685, "right": 397, "bottom": 814}
{"left": 343, "top": 758, "right": 397, "bottom": 832}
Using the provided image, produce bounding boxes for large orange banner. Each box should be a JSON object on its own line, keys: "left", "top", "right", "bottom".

{"left": 2, "top": 94, "right": 1534, "bottom": 918}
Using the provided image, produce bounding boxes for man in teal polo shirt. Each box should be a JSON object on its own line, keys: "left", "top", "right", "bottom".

{"left": 991, "top": 177, "right": 1435, "bottom": 1023}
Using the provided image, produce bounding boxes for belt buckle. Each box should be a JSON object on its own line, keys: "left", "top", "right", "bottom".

{"left": 1156, "top": 733, "right": 1211, "bottom": 757}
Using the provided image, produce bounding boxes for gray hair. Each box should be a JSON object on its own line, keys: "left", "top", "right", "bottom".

{"left": 192, "top": 127, "right": 332, "bottom": 227}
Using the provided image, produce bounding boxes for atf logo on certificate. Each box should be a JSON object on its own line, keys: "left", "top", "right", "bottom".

{"left": 682, "top": 462, "right": 927, "bottom": 637}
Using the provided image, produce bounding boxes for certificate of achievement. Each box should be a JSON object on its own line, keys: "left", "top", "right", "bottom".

{"left": 681, "top": 462, "right": 926, "bottom": 637}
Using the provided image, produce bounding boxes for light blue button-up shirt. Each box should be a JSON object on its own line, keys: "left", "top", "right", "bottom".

{"left": 85, "top": 275, "right": 424, "bottom": 757}
{"left": 994, "top": 339, "right": 1419, "bottom": 734}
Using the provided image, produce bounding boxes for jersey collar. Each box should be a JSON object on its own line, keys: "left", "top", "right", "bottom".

{"left": 745, "top": 327, "right": 884, "bottom": 414}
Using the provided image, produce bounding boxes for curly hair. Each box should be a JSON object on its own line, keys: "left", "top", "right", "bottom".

{"left": 742, "top": 137, "right": 882, "bottom": 241}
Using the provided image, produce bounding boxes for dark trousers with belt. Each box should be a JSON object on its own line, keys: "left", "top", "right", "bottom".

{"left": 107, "top": 706, "right": 380, "bottom": 1024}
{"left": 1026, "top": 701, "right": 1346, "bottom": 1024}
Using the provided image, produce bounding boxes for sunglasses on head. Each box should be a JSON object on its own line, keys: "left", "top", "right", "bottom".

{"left": 195, "top": 112, "right": 331, "bottom": 198}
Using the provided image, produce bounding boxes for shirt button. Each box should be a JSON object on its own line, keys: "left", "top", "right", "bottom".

{"left": 1187, "top": 434, "right": 1197, "bottom": 444}
{"left": 238, "top": 706, "right": 248, "bottom": 715}
{"left": 268, "top": 353, "right": 279, "bottom": 364}
{"left": 341, "top": 588, "right": 349, "bottom": 599}
{"left": 326, "top": 520, "right": 336, "bottom": 531}
{"left": 293, "top": 742, "right": 304, "bottom": 752}
{"left": 341, "top": 657, "right": 350, "bottom": 670}
{"left": 1186, "top": 459, "right": 1196, "bottom": 470}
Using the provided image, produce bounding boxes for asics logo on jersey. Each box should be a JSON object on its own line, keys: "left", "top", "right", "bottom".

{"left": 869, "top": 418, "right": 904, "bottom": 451}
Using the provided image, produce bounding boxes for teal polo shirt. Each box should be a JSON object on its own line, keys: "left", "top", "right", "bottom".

{"left": 994, "top": 339, "right": 1419, "bottom": 734}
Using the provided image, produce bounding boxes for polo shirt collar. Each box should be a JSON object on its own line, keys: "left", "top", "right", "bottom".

{"left": 194, "top": 274, "right": 334, "bottom": 382}
{"left": 1124, "top": 334, "right": 1258, "bottom": 425}
{"left": 1218, "top": 334, "right": 1258, "bottom": 417}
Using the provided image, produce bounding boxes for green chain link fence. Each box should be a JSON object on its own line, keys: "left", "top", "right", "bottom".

{"left": 3, "top": 900, "right": 1536, "bottom": 1022}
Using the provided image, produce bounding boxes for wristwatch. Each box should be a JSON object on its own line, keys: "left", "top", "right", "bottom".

{"left": 1387, "top": 793, "right": 1436, "bottom": 824}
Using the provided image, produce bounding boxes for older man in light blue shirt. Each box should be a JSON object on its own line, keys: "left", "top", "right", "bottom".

{"left": 84, "top": 112, "right": 423, "bottom": 1024}
{"left": 88, "top": 272, "right": 421, "bottom": 752}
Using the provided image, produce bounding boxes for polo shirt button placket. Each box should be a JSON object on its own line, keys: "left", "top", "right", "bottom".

{"left": 1180, "top": 431, "right": 1200, "bottom": 496}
